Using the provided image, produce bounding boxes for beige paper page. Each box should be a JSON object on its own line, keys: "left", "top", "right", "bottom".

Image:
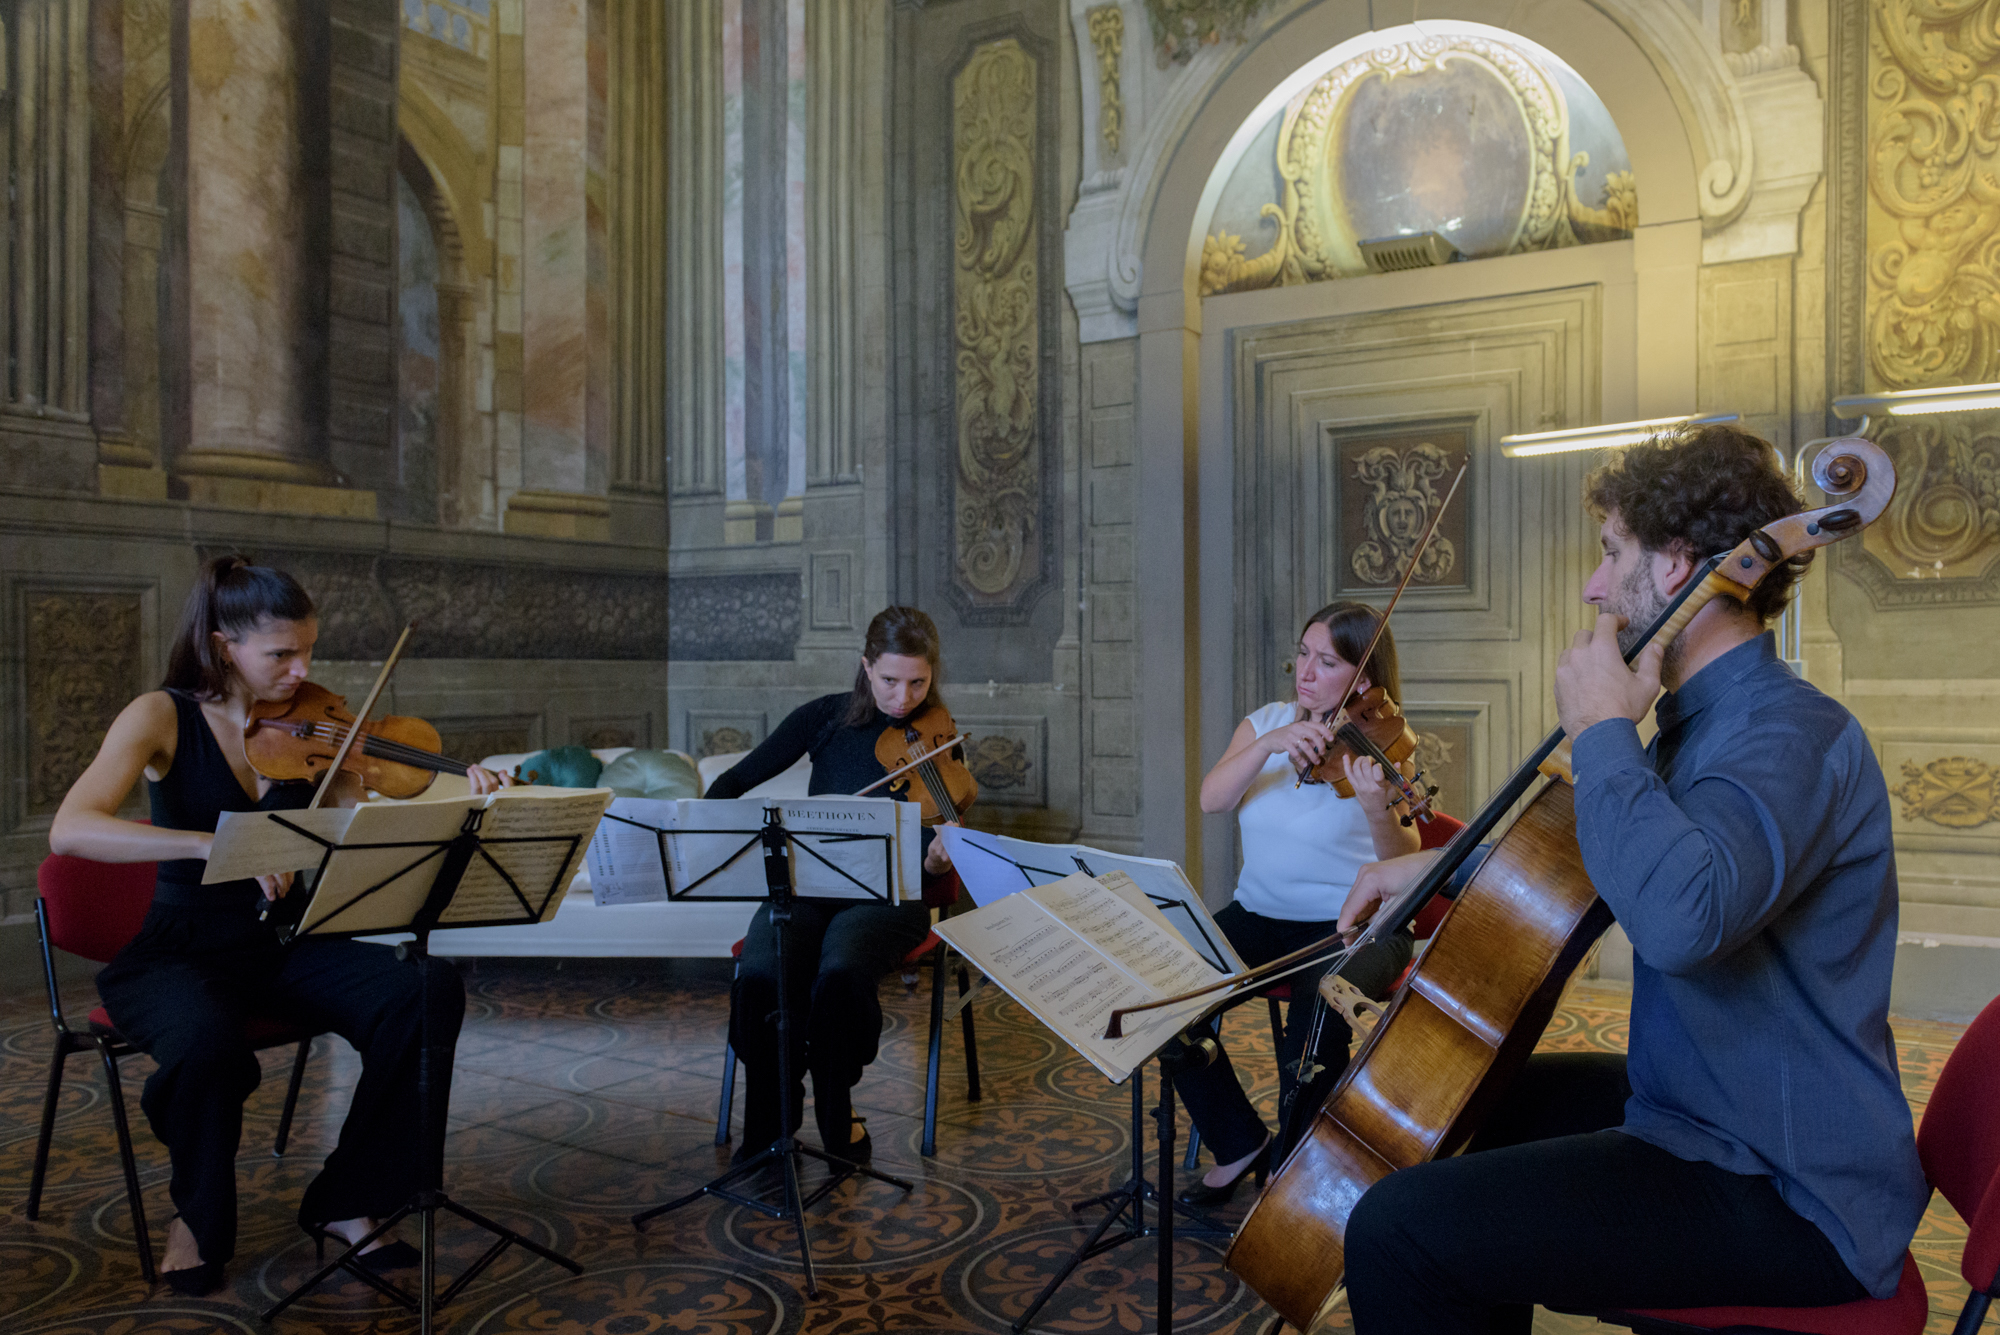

{"left": 440, "top": 788, "right": 611, "bottom": 923}
{"left": 204, "top": 808, "right": 359, "bottom": 883}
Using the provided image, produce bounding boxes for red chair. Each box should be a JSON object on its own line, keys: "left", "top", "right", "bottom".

{"left": 1589, "top": 992, "right": 2000, "bottom": 1335}
{"left": 29, "top": 851, "right": 319, "bottom": 1284}
{"left": 713, "top": 872, "right": 982, "bottom": 1159}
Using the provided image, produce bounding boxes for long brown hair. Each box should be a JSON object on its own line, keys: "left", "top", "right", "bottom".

{"left": 843, "top": 606, "right": 944, "bottom": 727}
{"left": 1295, "top": 600, "right": 1403, "bottom": 705}
{"left": 163, "top": 556, "right": 315, "bottom": 700}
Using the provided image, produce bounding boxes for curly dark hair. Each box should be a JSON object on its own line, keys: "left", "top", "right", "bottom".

{"left": 1583, "top": 423, "right": 1805, "bottom": 624}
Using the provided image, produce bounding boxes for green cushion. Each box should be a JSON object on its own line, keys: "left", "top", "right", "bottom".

{"left": 600, "top": 749, "right": 702, "bottom": 801}
{"left": 515, "top": 746, "right": 604, "bottom": 789}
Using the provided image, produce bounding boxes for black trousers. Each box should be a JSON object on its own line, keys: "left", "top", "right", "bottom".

{"left": 96, "top": 902, "right": 460, "bottom": 1266}
{"left": 1343, "top": 1053, "right": 1867, "bottom": 1333}
{"left": 1173, "top": 902, "right": 1411, "bottom": 1165}
{"left": 728, "top": 898, "right": 932, "bottom": 1154}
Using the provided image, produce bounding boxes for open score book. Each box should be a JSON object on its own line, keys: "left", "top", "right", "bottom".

{"left": 934, "top": 870, "right": 1238, "bottom": 1084}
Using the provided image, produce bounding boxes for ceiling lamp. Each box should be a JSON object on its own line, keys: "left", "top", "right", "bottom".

{"left": 1498, "top": 413, "right": 1740, "bottom": 458}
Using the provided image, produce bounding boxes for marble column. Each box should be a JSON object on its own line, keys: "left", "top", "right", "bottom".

{"left": 504, "top": 0, "right": 611, "bottom": 541}
{"left": 168, "top": 0, "right": 373, "bottom": 517}
{"left": 0, "top": 0, "right": 98, "bottom": 491}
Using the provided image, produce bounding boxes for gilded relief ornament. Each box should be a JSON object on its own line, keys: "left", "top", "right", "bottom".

{"left": 1350, "top": 443, "right": 1459, "bottom": 585}
{"left": 1146, "top": 0, "right": 1274, "bottom": 66}
{"left": 1197, "top": 34, "right": 1636, "bottom": 297}
{"left": 1866, "top": 2, "right": 2000, "bottom": 392}
{"left": 1893, "top": 756, "right": 2000, "bottom": 829}
{"left": 953, "top": 39, "right": 1041, "bottom": 605}
{"left": 965, "top": 734, "right": 1034, "bottom": 791}
{"left": 702, "top": 726, "right": 756, "bottom": 758}
{"left": 1087, "top": 6, "right": 1125, "bottom": 154}
{"left": 1861, "top": 421, "right": 2000, "bottom": 577}
{"left": 27, "top": 593, "right": 142, "bottom": 814}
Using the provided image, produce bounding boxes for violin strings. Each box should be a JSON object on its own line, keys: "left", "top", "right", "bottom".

{"left": 290, "top": 722, "right": 467, "bottom": 774}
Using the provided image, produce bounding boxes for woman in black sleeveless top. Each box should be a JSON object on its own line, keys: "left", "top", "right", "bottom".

{"left": 51, "top": 556, "right": 509, "bottom": 1294}
{"left": 710, "top": 607, "right": 960, "bottom": 1165}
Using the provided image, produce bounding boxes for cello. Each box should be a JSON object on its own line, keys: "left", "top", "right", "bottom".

{"left": 1219, "top": 438, "right": 1897, "bottom": 1329}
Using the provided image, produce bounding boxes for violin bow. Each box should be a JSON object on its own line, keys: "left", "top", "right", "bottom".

{"left": 853, "top": 733, "right": 968, "bottom": 797}
{"left": 306, "top": 622, "right": 415, "bottom": 811}
{"left": 1296, "top": 460, "right": 1468, "bottom": 786}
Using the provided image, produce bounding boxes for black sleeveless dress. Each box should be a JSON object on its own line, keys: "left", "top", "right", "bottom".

{"left": 94, "top": 689, "right": 455, "bottom": 1268}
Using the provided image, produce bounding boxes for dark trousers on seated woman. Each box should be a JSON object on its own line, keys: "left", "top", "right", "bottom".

{"left": 1173, "top": 902, "right": 1412, "bottom": 1167}
{"left": 730, "top": 898, "right": 932, "bottom": 1155}
{"left": 1343, "top": 1053, "right": 1867, "bottom": 1334}
{"left": 96, "top": 900, "right": 460, "bottom": 1267}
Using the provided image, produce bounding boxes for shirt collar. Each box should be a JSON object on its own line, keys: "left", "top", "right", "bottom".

{"left": 1653, "top": 631, "right": 1778, "bottom": 731}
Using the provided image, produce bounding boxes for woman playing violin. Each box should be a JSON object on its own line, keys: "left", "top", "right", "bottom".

{"left": 706, "top": 606, "right": 962, "bottom": 1165}
{"left": 1173, "top": 601, "right": 1422, "bottom": 1207}
{"left": 48, "top": 556, "right": 510, "bottom": 1295}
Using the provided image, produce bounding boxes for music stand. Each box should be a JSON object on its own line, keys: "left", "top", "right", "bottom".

{"left": 625, "top": 801, "right": 915, "bottom": 1298}
{"left": 255, "top": 803, "right": 596, "bottom": 1333}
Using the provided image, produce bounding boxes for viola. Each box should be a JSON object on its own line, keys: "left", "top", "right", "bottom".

{"left": 244, "top": 681, "right": 476, "bottom": 800}
{"left": 1221, "top": 438, "right": 1899, "bottom": 1329}
{"left": 872, "top": 700, "right": 979, "bottom": 824}
{"left": 1299, "top": 684, "right": 1437, "bottom": 821}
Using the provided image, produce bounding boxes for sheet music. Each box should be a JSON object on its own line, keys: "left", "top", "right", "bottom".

{"left": 936, "top": 827, "right": 1245, "bottom": 974}
{"left": 294, "top": 800, "right": 477, "bottom": 935}
{"left": 204, "top": 808, "right": 357, "bottom": 883}
{"left": 936, "top": 872, "right": 1230, "bottom": 1083}
{"left": 1026, "top": 875, "right": 1220, "bottom": 997}
{"left": 587, "top": 797, "right": 678, "bottom": 906}
{"left": 588, "top": 797, "right": 919, "bottom": 904}
{"left": 440, "top": 788, "right": 612, "bottom": 923}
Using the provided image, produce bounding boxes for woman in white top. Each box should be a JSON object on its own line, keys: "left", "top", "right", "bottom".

{"left": 1175, "top": 601, "right": 1421, "bottom": 1206}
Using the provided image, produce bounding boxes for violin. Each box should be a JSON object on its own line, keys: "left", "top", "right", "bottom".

{"left": 1299, "top": 684, "right": 1437, "bottom": 822}
{"left": 244, "top": 681, "right": 477, "bottom": 800}
{"left": 872, "top": 700, "right": 978, "bottom": 824}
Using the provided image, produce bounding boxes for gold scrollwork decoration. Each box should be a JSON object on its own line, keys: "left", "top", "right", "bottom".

{"left": 1350, "top": 443, "right": 1459, "bottom": 585}
{"left": 953, "top": 39, "right": 1041, "bottom": 604}
{"left": 1866, "top": 2, "right": 2000, "bottom": 392}
{"left": 966, "top": 734, "right": 1034, "bottom": 791}
{"left": 1198, "top": 34, "right": 1636, "bottom": 296}
{"left": 1087, "top": 6, "right": 1124, "bottom": 154}
{"left": 1861, "top": 420, "right": 2000, "bottom": 578}
{"left": 1893, "top": 756, "right": 2000, "bottom": 829}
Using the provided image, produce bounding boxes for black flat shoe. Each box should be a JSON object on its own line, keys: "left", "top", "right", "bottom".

{"left": 829, "top": 1115, "right": 871, "bottom": 1164}
{"left": 1177, "top": 1139, "right": 1271, "bottom": 1208}
{"left": 162, "top": 1260, "right": 225, "bottom": 1296}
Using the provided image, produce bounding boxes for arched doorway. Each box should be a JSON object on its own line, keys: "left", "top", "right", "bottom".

{"left": 1124, "top": 6, "right": 1708, "bottom": 893}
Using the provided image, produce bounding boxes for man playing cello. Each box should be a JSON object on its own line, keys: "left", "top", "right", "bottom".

{"left": 1334, "top": 425, "right": 1926, "bottom": 1330}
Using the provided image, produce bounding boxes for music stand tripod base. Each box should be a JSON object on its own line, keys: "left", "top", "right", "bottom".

{"left": 628, "top": 804, "right": 913, "bottom": 1299}
{"left": 259, "top": 812, "right": 589, "bottom": 1333}
{"left": 1010, "top": 1050, "right": 1231, "bottom": 1335}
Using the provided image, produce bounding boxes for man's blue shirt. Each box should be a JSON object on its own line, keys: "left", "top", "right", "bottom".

{"left": 1570, "top": 632, "right": 1926, "bottom": 1298}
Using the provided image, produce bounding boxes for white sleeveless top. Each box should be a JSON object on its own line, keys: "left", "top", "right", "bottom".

{"left": 1232, "top": 700, "right": 1380, "bottom": 922}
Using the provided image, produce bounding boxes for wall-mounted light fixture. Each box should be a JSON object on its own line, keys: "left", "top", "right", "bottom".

{"left": 1831, "top": 382, "right": 2000, "bottom": 431}
{"left": 1497, "top": 413, "right": 1740, "bottom": 458}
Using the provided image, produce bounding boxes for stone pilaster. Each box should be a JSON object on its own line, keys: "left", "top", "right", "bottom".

{"left": 168, "top": 0, "right": 374, "bottom": 517}
{"left": 0, "top": 0, "right": 98, "bottom": 492}
{"left": 505, "top": 0, "right": 608, "bottom": 541}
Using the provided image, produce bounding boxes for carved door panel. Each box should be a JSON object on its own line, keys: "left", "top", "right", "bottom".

{"left": 1233, "top": 288, "right": 1602, "bottom": 818}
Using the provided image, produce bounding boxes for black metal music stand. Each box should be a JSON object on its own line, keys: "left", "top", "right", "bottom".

{"left": 627, "top": 803, "right": 914, "bottom": 1298}
{"left": 257, "top": 807, "right": 590, "bottom": 1333}
{"left": 1011, "top": 1037, "right": 1228, "bottom": 1334}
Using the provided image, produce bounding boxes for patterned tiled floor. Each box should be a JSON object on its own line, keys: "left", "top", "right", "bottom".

{"left": 0, "top": 959, "right": 1978, "bottom": 1334}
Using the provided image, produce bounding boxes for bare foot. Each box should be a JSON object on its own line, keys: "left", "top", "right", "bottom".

{"left": 162, "top": 1216, "right": 204, "bottom": 1272}
{"left": 324, "top": 1216, "right": 394, "bottom": 1255}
